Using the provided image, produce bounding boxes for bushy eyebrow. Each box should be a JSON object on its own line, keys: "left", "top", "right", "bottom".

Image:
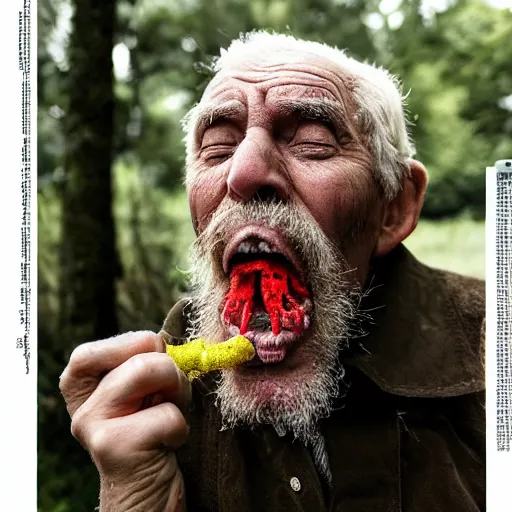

{"left": 271, "top": 98, "right": 348, "bottom": 135}
{"left": 193, "top": 100, "right": 247, "bottom": 139}
{"left": 192, "top": 97, "right": 349, "bottom": 141}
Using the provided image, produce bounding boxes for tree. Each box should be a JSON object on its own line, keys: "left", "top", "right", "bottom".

{"left": 60, "top": 0, "right": 120, "bottom": 343}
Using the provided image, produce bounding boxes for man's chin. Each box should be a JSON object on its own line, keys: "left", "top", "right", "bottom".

{"left": 226, "top": 373, "right": 303, "bottom": 410}
{"left": 219, "top": 329, "right": 319, "bottom": 408}
{"left": 215, "top": 334, "right": 338, "bottom": 444}
{"left": 218, "top": 368, "right": 312, "bottom": 430}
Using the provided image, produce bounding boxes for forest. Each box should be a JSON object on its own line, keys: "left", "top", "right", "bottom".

{"left": 38, "top": 0, "right": 511, "bottom": 509}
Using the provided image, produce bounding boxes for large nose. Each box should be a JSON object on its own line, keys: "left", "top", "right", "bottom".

{"left": 226, "top": 128, "right": 290, "bottom": 203}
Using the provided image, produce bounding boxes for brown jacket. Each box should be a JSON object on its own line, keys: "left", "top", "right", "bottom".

{"left": 161, "top": 244, "right": 485, "bottom": 512}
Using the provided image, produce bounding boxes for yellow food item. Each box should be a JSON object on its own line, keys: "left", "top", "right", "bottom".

{"left": 165, "top": 335, "right": 255, "bottom": 380}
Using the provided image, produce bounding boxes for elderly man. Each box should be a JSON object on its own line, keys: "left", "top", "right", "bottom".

{"left": 60, "top": 31, "right": 485, "bottom": 511}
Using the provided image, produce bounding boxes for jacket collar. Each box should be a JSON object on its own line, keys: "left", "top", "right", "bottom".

{"left": 343, "top": 244, "right": 485, "bottom": 397}
{"left": 161, "top": 244, "right": 485, "bottom": 399}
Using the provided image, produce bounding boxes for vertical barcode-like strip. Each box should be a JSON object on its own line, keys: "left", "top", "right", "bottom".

{"left": 496, "top": 171, "right": 512, "bottom": 451}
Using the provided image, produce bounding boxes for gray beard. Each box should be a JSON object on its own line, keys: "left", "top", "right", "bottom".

{"left": 186, "top": 198, "right": 364, "bottom": 454}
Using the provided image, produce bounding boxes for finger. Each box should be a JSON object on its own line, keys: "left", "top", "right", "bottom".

{"left": 110, "top": 402, "right": 189, "bottom": 451}
{"left": 80, "top": 352, "right": 191, "bottom": 420}
{"left": 75, "top": 402, "right": 189, "bottom": 469}
{"left": 140, "top": 392, "right": 166, "bottom": 410}
{"left": 60, "top": 331, "right": 163, "bottom": 416}
{"left": 62, "top": 330, "right": 164, "bottom": 381}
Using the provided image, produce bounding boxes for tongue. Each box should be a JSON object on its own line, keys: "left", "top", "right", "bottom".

{"left": 222, "top": 259, "right": 310, "bottom": 336}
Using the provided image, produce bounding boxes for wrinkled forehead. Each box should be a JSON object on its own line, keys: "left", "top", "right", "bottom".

{"left": 201, "top": 49, "right": 358, "bottom": 108}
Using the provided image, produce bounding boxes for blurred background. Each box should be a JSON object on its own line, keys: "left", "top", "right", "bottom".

{"left": 38, "top": 0, "right": 511, "bottom": 509}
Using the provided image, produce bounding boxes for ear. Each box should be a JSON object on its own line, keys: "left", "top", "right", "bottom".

{"left": 374, "top": 159, "right": 429, "bottom": 257}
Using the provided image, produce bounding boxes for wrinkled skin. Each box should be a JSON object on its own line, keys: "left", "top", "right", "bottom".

{"left": 60, "top": 50, "right": 428, "bottom": 511}
{"left": 186, "top": 51, "right": 428, "bottom": 433}
{"left": 59, "top": 332, "right": 190, "bottom": 511}
{"left": 188, "top": 52, "right": 427, "bottom": 284}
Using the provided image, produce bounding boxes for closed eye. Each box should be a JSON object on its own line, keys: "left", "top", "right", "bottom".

{"left": 201, "top": 144, "right": 236, "bottom": 162}
{"left": 200, "top": 123, "right": 240, "bottom": 163}
{"left": 292, "top": 141, "right": 337, "bottom": 159}
{"left": 290, "top": 121, "right": 339, "bottom": 158}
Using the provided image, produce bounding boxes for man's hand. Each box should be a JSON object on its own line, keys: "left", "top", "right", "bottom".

{"left": 59, "top": 331, "right": 191, "bottom": 512}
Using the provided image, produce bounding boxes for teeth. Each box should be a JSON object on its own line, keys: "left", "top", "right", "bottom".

{"left": 258, "top": 241, "right": 271, "bottom": 253}
{"left": 235, "top": 239, "right": 274, "bottom": 255}
{"left": 237, "top": 241, "right": 252, "bottom": 254}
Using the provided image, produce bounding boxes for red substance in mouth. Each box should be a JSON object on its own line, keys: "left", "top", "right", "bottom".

{"left": 222, "top": 259, "right": 310, "bottom": 336}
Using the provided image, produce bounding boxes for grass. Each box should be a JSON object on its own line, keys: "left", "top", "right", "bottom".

{"left": 403, "top": 216, "right": 485, "bottom": 279}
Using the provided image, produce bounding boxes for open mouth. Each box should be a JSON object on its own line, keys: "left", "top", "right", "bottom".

{"left": 221, "top": 228, "right": 313, "bottom": 364}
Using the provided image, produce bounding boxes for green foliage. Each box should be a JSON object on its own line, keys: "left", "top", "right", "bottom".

{"left": 38, "top": 161, "right": 192, "bottom": 512}
{"left": 38, "top": 0, "right": 505, "bottom": 509}
{"left": 385, "top": 0, "right": 512, "bottom": 218}
{"left": 404, "top": 215, "right": 485, "bottom": 279}
{"left": 113, "top": 158, "right": 191, "bottom": 332}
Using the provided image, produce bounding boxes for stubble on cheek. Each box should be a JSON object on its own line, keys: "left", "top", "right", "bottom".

{"left": 339, "top": 176, "right": 382, "bottom": 246}
{"left": 326, "top": 157, "right": 384, "bottom": 277}
{"left": 187, "top": 163, "right": 229, "bottom": 233}
{"left": 301, "top": 153, "right": 381, "bottom": 248}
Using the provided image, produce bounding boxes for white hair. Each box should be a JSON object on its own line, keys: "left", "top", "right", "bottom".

{"left": 182, "top": 30, "right": 416, "bottom": 199}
